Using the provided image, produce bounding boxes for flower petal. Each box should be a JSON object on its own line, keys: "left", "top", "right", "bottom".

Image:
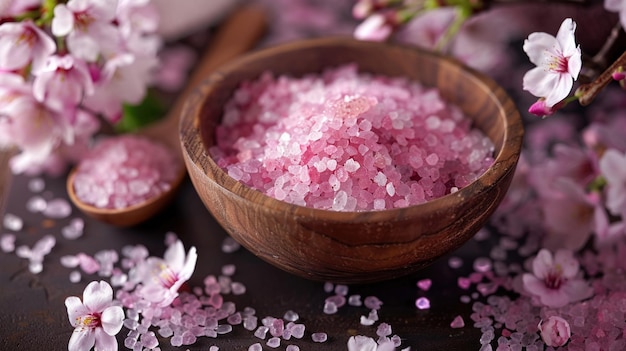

{"left": 68, "top": 328, "right": 96, "bottom": 351}
{"left": 544, "top": 73, "right": 572, "bottom": 107}
{"left": 523, "top": 67, "right": 559, "bottom": 101}
{"left": 554, "top": 249, "right": 579, "bottom": 278}
{"left": 51, "top": 4, "right": 74, "bottom": 37}
{"left": 65, "top": 296, "right": 89, "bottom": 327}
{"left": 523, "top": 32, "right": 556, "bottom": 66}
{"left": 164, "top": 240, "right": 186, "bottom": 272}
{"left": 83, "top": 281, "right": 113, "bottom": 313}
{"left": 532, "top": 249, "right": 553, "bottom": 278}
{"left": 94, "top": 327, "right": 119, "bottom": 351}
{"left": 562, "top": 280, "right": 593, "bottom": 304}
{"left": 555, "top": 18, "right": 576, "bottom": 55}
{"left": 101, "top": 306, "right": 124, "bottom": 336}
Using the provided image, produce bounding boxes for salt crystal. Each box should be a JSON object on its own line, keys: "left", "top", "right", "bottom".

{"left": 227, "top": 312, "right": 242, "bottom": 325}
{"left": 29, "top": 260, "right": 43, "bottom": 274}
{"left": 28, "top": 178, "right": 45, "bottom": 192}
{"left": 415, "top": 297, "right": 431, "bottom": 310}
{"left": 221, "top": 237, "right": 241, "bottom": 253}
{"left": 42, "top": 198, "right": 72, "bottom": 218}
{"left": 473, "top": 257, "right": 493, "bottom": 273}
{"left": 210, "top": 346, "right": 219, "bottom": 351}
{"left": 323, "top": 282, "right": 334, "bottom": 293}
{"left": 450, "top": 315, "right": 465, "bottom": 328}
{"left": 417, "top": 279, "right": 432, "bottom": 291}
{"left": 254, "top": 326, "right": 269, "bottom": 339}
{"left": 283, "top": 310, "right": 299, "bottom": 322}
{"left": 311, "top": 332, "right": 327, "bottom": 343}
{"left": 360, "top": 316, "right": 376, "bottom": 326}
{"left": 364, "top": 296, "right": 383, "bottom": 310}
{"left": 286, "top": 345, "right": 300, "bottom": 351}
{"left": 448, "top": 256, "right": 463, "bottom": 269}
{"left": 348, "top": 295, "right": 362, "bottom": 306}
{"left": 334, "top": 284, "right": 349, "bottom": 296}
{"left": 26, "top": 196, "right": 47, "bottom": 213}
{"left": 266, "top": 337, "right": 281, "bottom": 348}
{"left": 323, "top": 301, "right": 338, "bottom": 314}
{"left": 377, "top": 323, "right": 392, "bottom": 337}
{"left": 3, "top": 213, "right": 23, "bottom": 231}
{"left": 248, "top": 343, "right": 262, "bottom": 351}
{"left": 290, "top": 324, "right": 305, "bottom": 339}
{"left": 244, "top": 316, "right": 258, "bottom": 331}
{"left": 69, "top": 270, "right": 81, "bottom": 283}
{"left": 231, "top": 282, "right": 246, "bottom": 295}
{"left": 0, "top": 234, "right": 16, "bottom": 253}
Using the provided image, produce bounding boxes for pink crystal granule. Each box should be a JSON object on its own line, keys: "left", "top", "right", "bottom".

{"left": 212, "top": 64, "right": 494, "bottom": 211}
{"left": 72, "top": 135, "right": 180, "bottom": 209}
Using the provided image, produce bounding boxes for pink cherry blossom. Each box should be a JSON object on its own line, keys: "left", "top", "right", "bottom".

{"left": 82, "top": 52, "right": 157, "bottom": 123}
{"left": 354, "top": 13, "right": 393, "bottom": 42}
{"left": 0, "top": 0, "right": 41, "bottom": 18}
{"left": 540, "top": 178, "right": 607, "bottom": 251}
{"left": 32, "top": 55, "right": 94, "bottom": 113}
{"left": 522, "top": 249, "right": 592, "bottom": 308}
{"left": 0, "top": 21, "right": 56, "bottom": 72}
{"left": 605, "top": 0, "right": 626, "bottom": 30}
{"left": 51, "top": 0, "right": 121, "bottom": 62}
{"left": 133, "top": 240, "right": 197, "bottom": 307}
{"left": 65, "top": 280, "right": 124, "bottom": 351}
{"left": 538, "top": 316, "right": 571, "bottom": 347}
{"left": 528, "top": 99, "right": 557, "bottom": 117}
{"left": 599, "top": 149, "right": 626, "bottom": 218}
{"left": 116, "top": 0, "right": 160, "bottom": 39}
{"left": 522, "top": 18, "right": 581, "bottom": 107}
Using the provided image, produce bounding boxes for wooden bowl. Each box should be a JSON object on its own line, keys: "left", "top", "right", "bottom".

{"left": 179, "top": 37, "right": 523, "bottom": 283}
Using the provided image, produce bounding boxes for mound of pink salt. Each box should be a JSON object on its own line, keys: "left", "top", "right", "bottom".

{"left": 211, "top": 64, "right": 494, "bottom": 211}
{"left": 72, "top": 135, "right": 180, "bottom": 209}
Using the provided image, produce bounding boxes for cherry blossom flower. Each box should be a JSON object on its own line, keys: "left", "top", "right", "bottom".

{"left": 528, "top": 99, "right": 557, "bottom": 118}
{"left": 133, "top": 240, "right": 197, "bottom": 307}
{"left": 599, "top": 149, "right": 626, "bottom": 218}
{"left": 65, "top": 280, "right": 124, "bottom": 351}
{"left": 522, "top": 18, "right": 581, "bottom": 108}
{"left": 538, "top": 316, "right": 571, "bottom": 347}
{"left": 347, "top": 335, "right": 396, "bottom": 351}
{"left": 0, "top": 0, "right": 41, "bottom": 18}
{"left": 354, "top": 13, "right": 394, "bottom": 41}
{"left": 0, "top": 21, "right": 56, "bottom": 72}
{"left": 32, "top": 55, "right": 94, "bottom": 113}
{"left": 540, "top": 178, "right": 607, "bottom": 251}
{"left": 51, "top": 0, "right": 121, "bottom": 62}
{"left": 604, "top": 0, "right": 626, "bottom": 30}
{"left": 522, "top": 249, "right": 592, "bottom": 308}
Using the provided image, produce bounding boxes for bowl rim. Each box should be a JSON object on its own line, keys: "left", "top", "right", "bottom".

{"left": 180, "top": 36, "right": 524, "bottom": 222}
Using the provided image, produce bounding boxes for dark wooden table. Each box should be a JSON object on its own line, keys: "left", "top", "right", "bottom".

{"left": 0, "top": 152, "right": 490, "bottom": 350}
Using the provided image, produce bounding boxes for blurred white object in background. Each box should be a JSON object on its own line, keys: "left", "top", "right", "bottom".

{"left": 153, "top": 0, "right": 239, "bottom": 41}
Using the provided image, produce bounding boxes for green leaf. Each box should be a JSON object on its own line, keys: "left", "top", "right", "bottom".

{"left": 116, "top": 90, "right": 168, "bottom": 133}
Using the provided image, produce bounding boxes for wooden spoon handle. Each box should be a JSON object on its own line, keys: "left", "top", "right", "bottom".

{"left": 144, "top": 5, "right": 267, "bottom": 149}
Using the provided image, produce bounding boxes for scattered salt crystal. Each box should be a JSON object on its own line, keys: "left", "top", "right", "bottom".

{"left": 348, "top": 295, "right": 362, "bottom": 306}
{"left": 3, "top": 213, "right": 23, "bottom": 231}
{"left": 231, "top": 282, "right": 246, "bottom": 295}
{"left": 0, "top": 233, "right": 16, "bottom": 253}
{"left": 29, "top": 260, "right": 43, "bottom": 274}
{"left": 286, "top": 345, "right": 300, "bottom": 351}
{"left": 227, "top": 312, "right": 242, "bottom": 325}
{"left": 334, "top": 284, "right": 349, "bottom": 296}
{"left": 210, "top": 346, "right": 219, "bottom": 351}
{"left": 28, "top": 178, "right": 45, "bottom": 192}
{"left": 311, "top": 332, "right": 327, "bottom": 343}
{"left": 266, "top": 337, "right": 281, "bottom": 348}
{"left": 417, "top": 279, "right": 432, "bottom": 291}
{"left": 221, "top": 237, "right": 240, "bottom": 253}
{"left": 69, "top": 270, "right": 81, "bottom": 283}
{"left": 254, "top": 326, "right": 269, "bottom": 339}
{"left": 62, "top": 218, "right": 85, "bottom": 240}
{"left": 415, "top": 297, "right": 431, "bottom": 310}
{"left": 450, "top": 315, "right": 465, "bottom": 328}
{"left": 26, "top": 196, "right": 47, "bottom": 213}
{"left": 42, "top": 198, "right": 72, "bottom": 218}
{"left": 473, "top": 257, "right": 492, "bottom": 273}
{"left": 323, "top": 301, "right": 338, "bottom": 314}
{"left": 377, "top": 323, "right": 392, "bottom": 337}
{"left": 360, "top": 315, "right": 376, "bottom": 326}
{"left": 221, "top": 264, "right": 236, "bottom": 276}
{"left": 364, "top": 296, "right": 383, "bottom": 310}
{"left": 283, "top": 310, "right": 299, "bottom": 322}
{"left": 448, "top": 256, "right": 463, "bottom": 269}
{"left": 289, "top": 324, "right": 305, "bottom": 339}
{"left": 323, "top": 282, "right": 334, "bottom": 293}
{"left": 244, "top": 316, "right": 258, "bottom": 331}
{"left": 248, "top": 343, "right": 262, "bottom": 351}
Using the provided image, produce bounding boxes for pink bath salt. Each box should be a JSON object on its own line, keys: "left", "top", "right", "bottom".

{"left": 212, "top": 64, "right": 494, "bottom": 211}
{"left": 72, "top": 135, "right": 181, "bottom": 209}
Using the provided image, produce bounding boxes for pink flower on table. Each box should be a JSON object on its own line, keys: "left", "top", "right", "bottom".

{"left": 522, "top": 18, "right": 581, "bottom": 108}
{"left": 522, "top": 249, "right": 592, "bottom": 308}
{"left": 52, "top": 0, "right": 121, "bottom": 62}
{"left": 32, "top": 55, "right": 94, "bottom": 113}
{"left": 0, "top": 21, "right": 56, "bottom": 72}
{"left": 605, "top": 0, "right": 626, "bottom": 30}
{"left": 133, "top": 240, "right": 197, "bottom": 307}
{"left": 65, "top": 281, "right": 124, "bottom": 351}
{"left": 354, "top": 13, "right": 394, "bottom": 42}
{"left": 538, "top": 316, "right": 571, "bottom": 347}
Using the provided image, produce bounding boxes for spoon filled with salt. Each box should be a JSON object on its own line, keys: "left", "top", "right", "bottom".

{"left": 66, "top": 5, "right": 266, "bottom": 227}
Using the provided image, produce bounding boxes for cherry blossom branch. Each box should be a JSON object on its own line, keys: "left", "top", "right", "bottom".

{"left": 576, "top": 49, "right": 626, "bottom": 106}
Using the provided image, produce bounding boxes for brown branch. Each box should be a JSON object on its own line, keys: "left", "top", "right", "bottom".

{"left": 576, "top": 49, "right": 626, "bottom": 105}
